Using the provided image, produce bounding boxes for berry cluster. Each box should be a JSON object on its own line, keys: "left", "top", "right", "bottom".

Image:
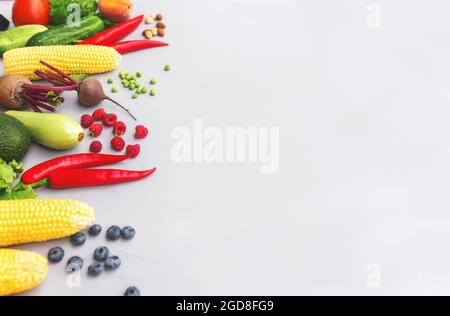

{"left": 80, "top": 108, "right": 149, "bottom": 158}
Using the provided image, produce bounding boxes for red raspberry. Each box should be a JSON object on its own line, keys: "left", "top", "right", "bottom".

{"left": 103, "top": 113, "right": 118, "bottom": 127}
{"left": 113, "top": 121, "right": 127, "bottom": 136}
{"left": 111, "top": 136, "right": 125, "bottom": 151}
{"left": 90, "top": 141, "right": 103, "bottom": 153}
{"left": 92, "top": 108, "right": 107, "bottom": 121}
{"left": 135, "top": 125, "right": 148, "bottom": 139}
{"left": 80, "top": 114, "right": 94, "bottom": 128}
{"left": 126, "top": 144, "right": 141, "bottom": 158}
{"left": 89, "top": 123, "right": 103, "bottom": 137}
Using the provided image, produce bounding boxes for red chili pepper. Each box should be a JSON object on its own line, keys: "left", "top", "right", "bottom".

{"left": 22, "top": 153, "right": 129, "bottom": 185}
{"left": 107, "top": 40, "right": 169, "bottom": 54}
{"left": 77, "top": 15, "right": 144, "bottom": 46}
{"left": 43, "top": 168, "right": 156, "bottom": 189}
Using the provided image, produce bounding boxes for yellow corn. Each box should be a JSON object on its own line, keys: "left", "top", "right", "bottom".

{"left": 0, "top": 199, "right": 94, "bottom": 247}
{"left": 0, "top": 249, "right": 48, "bottom": 296}
{"left": 3, "top": 45, "right": 121, "bottom": 80}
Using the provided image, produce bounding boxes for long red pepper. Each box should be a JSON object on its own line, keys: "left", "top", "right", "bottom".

{"left": 77, "top": 15, "right": 144, "bottom": 46}
{"left": 22, "top": 153, "right": 129, "bottom": 185}
{"left": 107, "top": 40, "right": 169, "bottom": 54}
{"left": 43, "top": 168, "right": 156, "bottom": 189}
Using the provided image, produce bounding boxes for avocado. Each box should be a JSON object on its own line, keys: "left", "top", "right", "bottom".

{"left": 0, "top": 114, "right": 31, "bottom": 162}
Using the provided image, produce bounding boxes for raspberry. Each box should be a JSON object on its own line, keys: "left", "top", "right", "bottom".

{"left": 135, "top": 125, "right": 148, "bottom": 139}
{"left": 111, "top": 137, "right": 125, "bottom": 151}
{"left": 113, "top": 121, "right": 127, "bottom": 136}
{"left": 92, "top": 108, "right": 107, "bottom": 121}
{"left": 103, "top": 113, "right": 118, "bottom": 127}
{"left": 126, "top": 144, "right": 141, "bottom": 158}
{"left": 90, "top": 141, "right": 102, "bottom": 153}
{"left": 89, "top": 123, "right": 103, "bottom": 137}
{"left": 80, "top": 114, "right": 94, "bottom": 128}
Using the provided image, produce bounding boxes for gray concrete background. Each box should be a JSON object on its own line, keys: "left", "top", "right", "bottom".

{"left": 2, "top": 0, "right": 450, "bottom": 296}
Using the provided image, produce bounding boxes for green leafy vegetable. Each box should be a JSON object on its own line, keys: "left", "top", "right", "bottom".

{"left": 0, "top": 159, "right": 37, "bottom": 200}
{"left": 49, "top": 0, "right": 98, "bottom": 26}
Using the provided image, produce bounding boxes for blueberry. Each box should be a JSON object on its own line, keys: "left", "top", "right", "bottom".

{"left": 104, "top": 256, "right": 121, "bottom": 271}
{"left": 93, "top": 246, "right": 110, "bottom": 262}
{"left": 121, "top": 226, "right": 136, "bottom": 240}
{"left": 88, "top": 263, "right": 103, "bottom": 277}
{"left": 124, "top": 286, "right": 141, "bottom": 296}
{"left": 88, "top": 224, "right": 102, "bottom": 236}
{"left": 70, "top": 232, "right": 86, "bottom": 246}
{"left": 48, "top": 247, "right": 65, "bottom": 263}
{"left": 106, "top": 225, "right": 121, "bottom": 241}
{"left": 67, "top": 256, "right": 84, "bottom": 272}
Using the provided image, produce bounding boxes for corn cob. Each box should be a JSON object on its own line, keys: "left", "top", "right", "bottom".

{"left": 0, "top": 249, "right": 48, "bottom": 296}
{"left": 0, "top": 199, "right": 95, "bottom": 247}
{"left": 3, "top": 45, "right": 121, "bottom": 80}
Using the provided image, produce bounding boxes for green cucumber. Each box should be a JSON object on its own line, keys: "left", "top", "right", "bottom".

{"left": 5, "top": 111, "right": 84, "bottom": 151}
{"left": 0, "top": 25, "right": 47, "bottom": 56}
{"left": 27, "top": 16, "right": 104, "bottom": 47}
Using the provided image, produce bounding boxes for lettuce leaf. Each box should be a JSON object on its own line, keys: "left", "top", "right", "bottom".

{"left": 49, "top": 0, "right": 98, "bottom": 26}
{"left": 0, "top": 160, "right": 37, "bottom": 200}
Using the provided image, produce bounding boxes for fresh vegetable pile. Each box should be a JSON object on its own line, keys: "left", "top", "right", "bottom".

{"left": 0, "top": 0, "right": 171, "bottom": 296}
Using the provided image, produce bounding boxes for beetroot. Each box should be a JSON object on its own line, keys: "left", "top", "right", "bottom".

{"left": 29, "top": 61, "right": 136, "bottom": 120}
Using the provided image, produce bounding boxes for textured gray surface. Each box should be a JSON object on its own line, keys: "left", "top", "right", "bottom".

{"left": 2, "top": 0, "right": 450, "bottom": 296}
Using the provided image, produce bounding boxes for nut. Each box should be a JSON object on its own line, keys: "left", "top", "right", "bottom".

{"left": 156, "top": 22, "right": 166, "bottom": 29}
{"left": 151, "top": 14, "right": 158, "bottom": 19}
{"left": 155, "top": 14, "right": 163, "bottom": 21}
{"left": 143, "top": 29, "right": 153, "bottom": 39}
{"left": 151, "top": 28, "right": 158, "bottom": 36}
{"left": 157, "top": 28, "right": 165, "bottom": 37}
{"left": 145, "top": 16, "right": 154, "bottom": 24}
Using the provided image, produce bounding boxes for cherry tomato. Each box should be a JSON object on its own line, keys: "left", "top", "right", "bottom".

{"left": 12, "top": 0, "right": 50, "bottom": 26}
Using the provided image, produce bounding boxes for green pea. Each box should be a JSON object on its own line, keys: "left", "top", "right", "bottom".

{"left": 150, "top": 88, "right": 157, "bottom": 96}
{"left": 164, "top": 65, "right": 171, "bottom": 71}
{"left": 107, "top": 78, "right": 114, "bottom": 84}
{"left": 136, "top": 71, "right": 142, "bottom": 78}
{"left": 111, "top": 87, "right": 118, "bottom": 93}
{"left": 135, "top": 82, "right": 141, "bottom": 88}
{"left": 132, "top": 93, "right": 139, "bottom": 99}
{"left": 126, "top": 74, "right": 132, "bottom": 80}
{"left": 130, "top": 84, "right": 136, "bottom": 90}
{"left": 140, "top": 87, "right": 148, "bottom": 94}
{"left": 123, "top": 81, "right": 130, "bottom": 87}
{"left": 130, "top": 76, "right": 136, "bottom": 81}
{"left": 150, "top": 78, "right": 157, "bottom": 85}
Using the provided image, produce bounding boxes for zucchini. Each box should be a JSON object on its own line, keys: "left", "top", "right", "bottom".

{"left": 0, "top": 25, "right": 47, "bottom": 56}
{"left": 27, "top": 16, "right": 104, "bottom": 47}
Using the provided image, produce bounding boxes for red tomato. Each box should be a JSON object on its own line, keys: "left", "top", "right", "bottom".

{"left": 12, "top": 0, "right": 50, "bottom": 26}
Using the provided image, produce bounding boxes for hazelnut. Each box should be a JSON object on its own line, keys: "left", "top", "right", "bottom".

{"left": 155, "top": 14, "right": 163, "bottom": 21}
{"left": 156, "top": 22, "right": 166, "bottom": 29}
{"left": 143, "top": 29, "right": 153, "bottom": 39}
{"left": 151, "top": 14, "right": 158, "bottom": 19}
{"left": 145, "top": 16, "right": 154, "bottom": 24}
{"left": 157, "top": 28, "right": 165, "bottom": 37}
{"left": 151, "top": 28, "right": 158, "bottom": 36}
